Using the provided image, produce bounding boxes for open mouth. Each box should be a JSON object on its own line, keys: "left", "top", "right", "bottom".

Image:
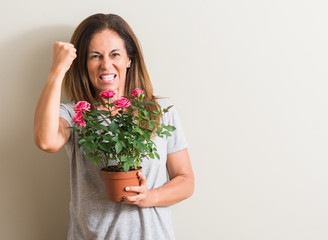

{"left": 100, "top": 74, "right": 117, "bottom": 82}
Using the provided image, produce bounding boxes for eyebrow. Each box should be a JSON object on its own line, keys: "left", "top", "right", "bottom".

{"left": 88, "top": 49, "right": 120, "bottom": 54}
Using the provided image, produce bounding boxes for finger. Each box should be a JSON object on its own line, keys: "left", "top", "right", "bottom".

{"left": 121, "top": 196, "right": 134, "bottom": 204}
{"left": 71, "top": 52, "right": 77, "bottom": 59}
{"left": 67, "top": 44, "right": 76, "bottom": 52}
{"left": 54, "top": 41, "right": 63, "bottom": 46}
{"left": 123, "top": 194, "right": 143, "bottom": 203}
{"left": 67, "top": 42, "right": 75, "bottom": 48}
{"left": 125, "top": 186, "right": 143, "bottom": 193}
{"left": 126, "top": 195, "right": 139, "bottom": 202}
{"left": 138, "top": 171, "right": 146, "bottom": 186}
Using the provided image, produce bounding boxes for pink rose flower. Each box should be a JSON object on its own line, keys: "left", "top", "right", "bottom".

{"left": 114, "top": 98, "right": 131, "bottom": 108}
{"left": 100, "top": 90, "right": 116, "bottom": 99}
{"left": 131, "top": 88, "right": 145, "bottom": 97}
{"left": 72, "top": 113, "right": 86, "bottom": 127}
{"left": 74, "top": 101, "right": 90, "bottom": 113}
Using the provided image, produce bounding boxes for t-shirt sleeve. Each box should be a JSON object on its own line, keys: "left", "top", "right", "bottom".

{"left": 60, "top": 103, "right": 75, "bottom": 127}
{"left": 165, "top": 105, "right": 188, "bottom": 154}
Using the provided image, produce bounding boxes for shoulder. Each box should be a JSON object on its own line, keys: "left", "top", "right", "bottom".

{"left": 156, "top": 98, "right": 176, "bottom": 118}
{"left": 60, "top": 101, "right": 76, "bottom": 114}
{"left": 156, "top": 98, "right": 174, "bottom": 109}
{"left": 60, "top": 101, "right": 76, "bottom": 126}
{"left": 156, "top": 98, "right": 188, "bottom": 152}
{"left": 156, "top": 98, "right": 180, "bottom": 124}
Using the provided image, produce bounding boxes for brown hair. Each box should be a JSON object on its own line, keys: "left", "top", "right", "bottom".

{"left": 63, "top": 13, "right": 158, "bottom": 114}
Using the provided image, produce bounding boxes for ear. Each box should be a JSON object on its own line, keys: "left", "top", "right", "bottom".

{"left": 127, "top": 59, "right": 131, "bottom": 68}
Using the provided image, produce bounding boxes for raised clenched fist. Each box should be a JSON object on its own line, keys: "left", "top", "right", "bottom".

{"left": 51, "top": 41, "right": 77, "bottom": 76}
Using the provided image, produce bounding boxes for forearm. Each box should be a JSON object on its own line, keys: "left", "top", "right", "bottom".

{"left": 34, "top": 41, "right": 76, "bottom": 152}
{"left": 34, "top": 70, "right": 64, "bottom": 151}
{"left": 151, "top": 173, "right": 194, "bottom": 207}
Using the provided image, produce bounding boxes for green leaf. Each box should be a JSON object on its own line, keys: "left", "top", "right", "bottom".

{"left": 133, "top": 162, "right": 139, "bottom": 169}
{"left": 97, "top": 110, "right": 109, "bottom": 115}
{"left": 155, "top": 152, "right": 160, "bottom": 159}
{"left": 132, "top": 128, "right": 143, "bottom": 135}
{"left": 87, "top": 135, "right": 96, "bottom": 141}
{"left": 103, "top": 135, "right": 112, "bottom": 141}
{"left": 85, "top": 152, "right": 93, "bottom": 158}
{"left": 121, "top": 141, "right": 127, "bottom": 148}
{"left": 145, "top": 101, "right": 155, "bottom": 105}
{"left": 163, "top": 105, "right": 173, "bottom": 113}
{"left": 85, "top": 141, "right": 94, "bottom": 150}
{"left": 163, "top": 131, "right": 172, "bottom": 136}
{"left": 137, "top": 136, "right": 145, "bottom": 142}
{"left": 92, "top": 133, "right": 99, "bottom": 138}
{"left": 99, "top": 125, "right": 108, "bottom": 131}
{"left": 130, "top": 105, "right": 139, "bottom": 109}
{"left": 78, "top": 138, "right": 86, "bottom": 146}
{"left": 92, "top": 157, "right": 99, "bottom": 166}
{"left": 143, "top": 130, "right": 151, "bottom": 140}
{"left": 137, "top": 142, "right": 147, "bottom": 153}
{"left": 128, "top": 157, "right": 134, "bottom": 165}
{"left": 115, "top": 141, "right": 123, "bottom": 153}
{"left": 156, "top": 126, "right": 163, "bottom": 135}
{"left": 143, "top": 110, "right": 149, "bottom": 119}
{"left": 91, "top": 142, "right": 98, "bottom": 150}
{"left": 109, "top": 122, "right": 120, "bottom": 133}
{"left": 121, "top": 156, "right": 128, "bottom": 162}
{"left": 164, "top": 125, "right": 176, "bottom": 131}
{"left": 149, "top": 152, "right": 154, "bottom": 159}
{"left": 150, "top": 110, "right": 160, "bottom": 116}
{"left": 100, "top": 142, "right": 111, "bottom": 152}
{"left": 123, "top": 162, "right": 130, "bottom": 173}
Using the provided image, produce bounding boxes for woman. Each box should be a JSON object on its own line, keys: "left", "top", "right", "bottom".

{"left": 34, "top": 13, "right": 194, "bottom": 240}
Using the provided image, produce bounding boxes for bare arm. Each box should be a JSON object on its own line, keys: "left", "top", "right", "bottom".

{"left": 152, "top": 148, "right": 194, "bottom": 206}
{"left": 34, "top": 42, "right": 76, "bottom": 153}
{"left": 123, "top": 148, "right": 194, "bottom": 207}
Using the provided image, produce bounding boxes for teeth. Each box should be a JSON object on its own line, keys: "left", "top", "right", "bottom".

{"left": 101, "top": 74, "right": 115, "bottom": 81}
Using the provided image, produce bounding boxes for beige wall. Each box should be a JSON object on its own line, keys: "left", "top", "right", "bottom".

{"left": 1, "top": 0, "right": 328, "bottom": 239}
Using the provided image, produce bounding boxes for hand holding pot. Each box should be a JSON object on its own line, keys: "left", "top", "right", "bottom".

{"left": 122, "top": 172, "right": 157, "bottom": 208}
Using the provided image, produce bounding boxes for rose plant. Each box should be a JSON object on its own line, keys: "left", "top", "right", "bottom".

{"left": 71, "top": 89, "right": 175, "bottom": 173}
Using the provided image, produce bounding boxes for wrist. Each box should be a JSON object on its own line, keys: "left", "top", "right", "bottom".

{"left": 149, "top": 188, "right": 159, "bottom": 207}
{"left": 48, "top": 68, "right": 66, "bottom": 84}
{"left": 49, "top": 64, "right": 67, "bottom": 80}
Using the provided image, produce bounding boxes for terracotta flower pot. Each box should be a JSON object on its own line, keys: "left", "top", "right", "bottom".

{"left": 101, "top": 168, "right": 141, "bottom": 202}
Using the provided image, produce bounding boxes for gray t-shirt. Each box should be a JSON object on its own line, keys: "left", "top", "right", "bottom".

{"left": 59, "top": 98, "right": 187, "bottom": 240}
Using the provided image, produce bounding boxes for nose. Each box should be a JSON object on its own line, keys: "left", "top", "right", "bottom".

{"left": 101, "top": 56, "right": 113, "bottom": 70}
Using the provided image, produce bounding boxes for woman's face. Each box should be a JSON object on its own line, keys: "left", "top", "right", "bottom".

{"left": 87, "top": 29, "right": 131, "bottom": 97}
